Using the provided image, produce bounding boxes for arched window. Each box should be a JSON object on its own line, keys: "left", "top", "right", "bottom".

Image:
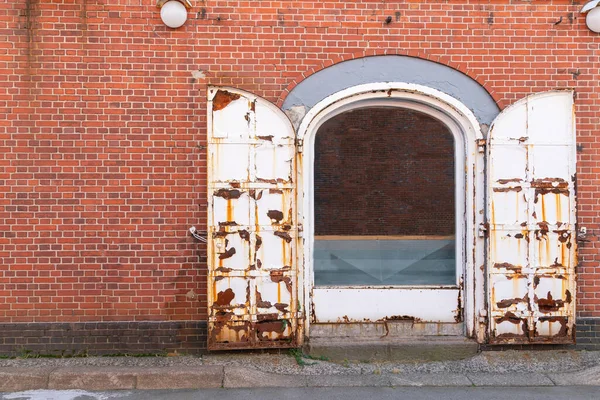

{"left": 313, "top": 107, "right": 456, "bottom": 286}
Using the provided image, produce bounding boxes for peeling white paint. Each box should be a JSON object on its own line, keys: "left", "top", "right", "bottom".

{"left": 487, "top": 91, "right": 576, "bottom": 344}
{"left": 206, "top": 87, "right": 301, "bottom": 350}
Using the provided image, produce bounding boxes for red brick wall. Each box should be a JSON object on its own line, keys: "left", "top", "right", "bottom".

{"left": 0, "top": 0, "right": 599, "bottom": 324}
{"left": 314, "top": 107, "right": 455, "bottom": 236}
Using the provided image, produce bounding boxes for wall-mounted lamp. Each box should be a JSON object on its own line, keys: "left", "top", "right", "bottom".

{"left": 581, "top": 0, "right": 600, "bottom": 33}
{"left": 157, "top": 0, "right": 192, "bottom": 28}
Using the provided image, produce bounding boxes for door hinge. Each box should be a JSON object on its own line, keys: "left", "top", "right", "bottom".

{"left": 478, "top": 309, "right": 488, "bottom": 323}
{"left": 297, "top": 224, "right": 303, "bottom": 238}
{"left": 296, "top": 138, "right": 303, "bottom": 153}
{"left": 478, "top": 223, "right": 489, "bottom": 238}
{"left": 476, "top": 139, "right": 486, "bottom": 153}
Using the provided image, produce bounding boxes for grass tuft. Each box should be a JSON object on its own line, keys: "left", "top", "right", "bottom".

{"left": 289, "top": 348, "right": 329, "bottom": 367}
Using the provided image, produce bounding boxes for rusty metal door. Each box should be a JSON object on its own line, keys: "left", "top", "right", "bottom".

{"left": 487, "top": 91, "right": 576, "bottom": 344}
{"left": 207, "top": 87, "right": 300, "bottom": 350}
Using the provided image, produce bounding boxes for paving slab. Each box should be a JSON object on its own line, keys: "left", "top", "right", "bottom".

{"left": 387, "top": 340, "right": 479, "bottom": 362}
{"left": 389, "top": 372, "right": 472, "bottom": 387}
{"left": 466, "top": 372, "right": 555, "bottom": 387}
{"left": 0, "top": 368, "right": 53, "bottom": 391}
{"left": 304, "top": 373, "right": 391, "bottom": 387}
{"left": 307, "top": 338, "right": 479, "bottom": 363}
{"left": 48, "top": 367, "right": 136, "bottom": 390}
{"left": 306, "top": 341, "right": 390, "bottom": 363}
{"left": 547, "top": 366, "right": 600, "bottom": 386}
{"left": 136, "top": 366, "right": 224, "bottom": 389}
{"left": 223, "top": 366, "right": 304, "bottom": 388}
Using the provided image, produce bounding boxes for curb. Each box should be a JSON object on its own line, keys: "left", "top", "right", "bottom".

{"left": 0, "top": 366, "right": 224, "bottom": 392}
{"left": 1, "top": 366, "right": 600, "bottom": 391}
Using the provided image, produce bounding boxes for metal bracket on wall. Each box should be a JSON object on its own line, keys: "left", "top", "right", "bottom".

{"left": 157, "top": 0, "right": 192, "bottom": 9}
{"left": 189, "top": 226, "right": 207, "bottom": 243}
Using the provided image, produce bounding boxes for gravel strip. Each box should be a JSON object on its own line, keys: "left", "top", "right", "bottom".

{"left": 0, "top": 350, "right": 598, "bottom": 377}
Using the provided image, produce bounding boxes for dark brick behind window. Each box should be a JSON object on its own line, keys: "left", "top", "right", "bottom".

{"left": 314, "top": 107, "right": 455, "bottom": 236}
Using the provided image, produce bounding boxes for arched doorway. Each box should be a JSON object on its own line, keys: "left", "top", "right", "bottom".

{"left": 296, "top": 83, "right": 485, "bottom": 341}
{"left": 205, "top": 82, "right": 576, "bottom": 350}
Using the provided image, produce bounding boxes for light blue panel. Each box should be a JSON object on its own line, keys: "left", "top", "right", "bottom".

{"left": 282, "top": 55, "right": 500, "bottom": 125}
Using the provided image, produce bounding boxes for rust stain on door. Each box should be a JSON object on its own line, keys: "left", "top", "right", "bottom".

{"left": 207, "top": 87, "right": 301, "bottom": 350}
{"left": 486, "top": 91, "right": 576, "bottom": 344}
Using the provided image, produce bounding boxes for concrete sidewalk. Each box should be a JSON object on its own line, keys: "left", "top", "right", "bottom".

{"left": 1, "top": 350, "right": 600, "bottom": 391}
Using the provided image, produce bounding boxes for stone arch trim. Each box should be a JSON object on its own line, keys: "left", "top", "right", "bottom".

{"left": 276, "top": 49, "right": 504, "bottom": 124}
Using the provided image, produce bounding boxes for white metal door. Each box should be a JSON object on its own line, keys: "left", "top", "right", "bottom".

{"left": 308, "top": 103, "right": 468, "bottom": 326}
{"left": 487, "top": 91, "right": 576, "bottom": 344}
{"left": 207, "top": 87, "right": 301, "bottom": 350}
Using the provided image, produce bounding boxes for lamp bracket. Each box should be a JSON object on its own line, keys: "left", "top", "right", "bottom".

{"left": 157, "top": 0, "right": 192, "bottom": 10}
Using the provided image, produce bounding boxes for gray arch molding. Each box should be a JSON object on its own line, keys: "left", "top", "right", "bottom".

{"left": 282, "top": 55, "right": 500, "bottom": 126}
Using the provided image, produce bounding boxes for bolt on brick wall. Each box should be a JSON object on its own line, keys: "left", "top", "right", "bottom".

{"left": 314, "top": 107, "right": 455, "bottom": 237}
{"left": 0, "top": 0, "right": 599, "bottom": 330}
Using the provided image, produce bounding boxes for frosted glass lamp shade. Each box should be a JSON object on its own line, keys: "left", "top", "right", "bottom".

{"left": 586, "top": 7, "right": 600, "bottom": 32}
{"left": 160, "top": 1, "right": 188, "bottom": 28}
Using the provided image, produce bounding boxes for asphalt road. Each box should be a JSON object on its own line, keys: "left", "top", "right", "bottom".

{"left": 2, "top": 387, "right": 600, "bottom": 400}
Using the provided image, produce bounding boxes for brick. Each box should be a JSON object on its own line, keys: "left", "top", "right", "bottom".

{"left": 0, "top": 0, "right": 600, "bottom": 354}
{"left": 0, "top": 322, "right": 207, "bottom": 355}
